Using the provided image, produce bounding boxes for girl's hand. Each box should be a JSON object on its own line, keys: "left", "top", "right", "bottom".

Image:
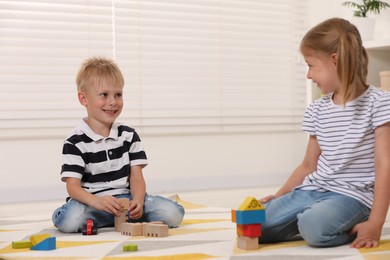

{"left": 90, "top": 195, "right": 124, "bottom": 216}
{"left": 350, "top": 220, "right": 382, "bottom": 248}
{"left": 128, "top": 200, "right": 144, "bottom": 220}
{"left": 258, "top": 195, "right": 277, "bottom": 204}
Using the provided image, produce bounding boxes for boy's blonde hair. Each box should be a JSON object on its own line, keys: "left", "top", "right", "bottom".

{"left": 300, "top": 18, "right": 368, "bottom": 104}
{"left": 76, "top": 56, "right": 124, "bottom": 92}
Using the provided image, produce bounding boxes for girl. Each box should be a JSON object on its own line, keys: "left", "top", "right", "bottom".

{"left": 259, "top": 18, "right": 390, "bottom": 248}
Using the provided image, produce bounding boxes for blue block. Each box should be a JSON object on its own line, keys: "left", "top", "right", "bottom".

{"left": 30, "top": 237, "right": 56, "bottom": 251}
{"left": 236, "top": 209, "right": 265, "bottom": 224}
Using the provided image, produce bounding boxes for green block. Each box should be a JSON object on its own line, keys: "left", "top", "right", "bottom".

{"left": 123, "top": 244, "right": 138, "bottom": 251}
{"left": 12, "top": 241, "right": 33, "bottom": 249}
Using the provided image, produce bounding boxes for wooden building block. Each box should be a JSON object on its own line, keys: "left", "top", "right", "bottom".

{"left": 114, "top": 198, "right": 131, "bottom": 232}
{"left": 237, "top": 224, "right": 262, "bottom": 237}
{"left": 12, "top": 241, "right": 32, "bottom": 249}
{"left": 238, "top": 197, "right": 265, "bottom": 211}
{"left": 29, "top": 234, "right": 51, "bottom": 246}
{"left": 143, "top": 223, "right": 169, "bottom": 237}
{"left": 231, "top": 209, "right": 237, "bottom": 223}
{"left": 235, "top": 209, "right": 265, "bottom": 224}
{"left": 237, "top": 235, "right": 259, "bottom": 250}
{"left": 123, "top": 244, "right": 138, "bottom": 251}
{"left": 121, "top": 223, "right": 143, "bottom": 236}
{"left": 30, "top": 237, "right": 56, "bottom": 251}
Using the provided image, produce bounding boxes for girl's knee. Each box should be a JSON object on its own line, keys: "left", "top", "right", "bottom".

{"left": 297, "top": 211, "right": 337, "bottom": 247}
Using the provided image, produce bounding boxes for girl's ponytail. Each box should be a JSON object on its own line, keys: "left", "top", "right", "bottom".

{"left": 337, "top": 24, "right": 368, "bottom": 103}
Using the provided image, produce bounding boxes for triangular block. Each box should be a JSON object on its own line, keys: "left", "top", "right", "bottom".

{"left": 238, "top": 197, "right": 264, "bottom": 211}
{"left": 30, "top": 237, "right": 56, "bottom": 251}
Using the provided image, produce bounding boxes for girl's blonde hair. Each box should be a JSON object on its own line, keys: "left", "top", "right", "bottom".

{"left": 300, "top": 18, "right": 368, "bottom": 104}
{"left": 76, "top": 57, "right": 124, "bottom": 92}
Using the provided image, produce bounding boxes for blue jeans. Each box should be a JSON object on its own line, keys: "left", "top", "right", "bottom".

{"left": 259, "top": 189, "right": 370, "bottom": 247}
{"left": 52, "top": 193, "right": 185, "bottom": 233}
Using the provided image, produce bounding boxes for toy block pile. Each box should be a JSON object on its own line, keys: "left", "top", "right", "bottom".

{"left": 114, "top": 198, "right": 169, "bottom": 237}
{"left": 12, "top": 233, "right": 56, "bottom": 251}
{"left": 231, "top": 196, "right": 265, "bottom": 250}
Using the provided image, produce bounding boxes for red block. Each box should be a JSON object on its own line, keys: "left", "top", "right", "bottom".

{"left": 237, "top": 223, "right": 262, "bottom": 237}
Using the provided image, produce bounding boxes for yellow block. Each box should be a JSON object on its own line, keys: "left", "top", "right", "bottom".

{"left": 12, "top": 241, "right": 32, "bottom": 249}
{"left": 29, "top": 233, "right": 51, "bottom": 246}
{"left": 238, "top": 197, "right": 264, "bottom": 211}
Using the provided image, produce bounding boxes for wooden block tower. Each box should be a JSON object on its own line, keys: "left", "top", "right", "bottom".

{"left": 231, "top": 196, "right": 265, "bottom": 250}
{"left": 114, "top": 198, "right": 131, "bottom": 232}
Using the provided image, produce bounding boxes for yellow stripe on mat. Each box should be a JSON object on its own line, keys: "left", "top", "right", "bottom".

{"left": 233, "top": 240, "right": 307, "bottom": 255}
{"left": 0, "top": 240, "right": 115, "bottom": 254}
{"left": 169, "top": 227, "right": 231, "bottom": 236}
{"left": 359, "top": 240, "right": 390, "bottom": 259}
{"left": 181, "top": 219, "right": 229, "bottom": 225}
{"left": 102, "top": 253, "right": 217, "bottom": 260}
{"left": 174, "top": 195, "right": 207, "bottom": 210}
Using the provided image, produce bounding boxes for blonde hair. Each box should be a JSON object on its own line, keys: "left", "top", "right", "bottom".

{"left": 300, "top": 18, "right": 368, "bottom": 104}
{"left": 76, "top": 56, "right": 124, "bottom": 92}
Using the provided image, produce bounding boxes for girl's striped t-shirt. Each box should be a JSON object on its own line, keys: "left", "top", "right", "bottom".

{"left": 298, "top": 86, "right": 390, "bottom": 208}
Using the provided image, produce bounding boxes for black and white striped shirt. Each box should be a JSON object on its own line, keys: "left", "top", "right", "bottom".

{"left": 61, "top": 119, "right": 148, "bottom": 196}
{"left": 298, "top": 86, "right": 390, "bottom": 208}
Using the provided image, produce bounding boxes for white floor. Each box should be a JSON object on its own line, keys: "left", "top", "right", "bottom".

{"left": 1, "top": 186, "right": 389, "bottom": 222}
{"left": 0, "top": 187, "right": 278, "bottom": 221}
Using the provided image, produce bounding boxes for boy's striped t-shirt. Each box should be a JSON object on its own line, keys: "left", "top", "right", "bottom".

{"left": 298, "top": 86, "right": 390, "bottom": 208}
{"left": 60, "top": 119, "right": 148, "bottom": 196}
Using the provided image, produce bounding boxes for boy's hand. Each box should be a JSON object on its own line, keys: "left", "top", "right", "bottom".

{"left": 90, "top": 195, "right": 124, "bottom": 217}
{"left": 128, "top": 200, "right": 144, "bottom": 220}
{"left": 350, "top": 220, "right": 382, "bottom": 248}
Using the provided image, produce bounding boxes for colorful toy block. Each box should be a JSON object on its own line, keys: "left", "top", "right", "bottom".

{"left": 30, "top": 237, "right": 56, "bottom": 251}
{"left": 123, "top": 244, "right": 138, "bottom": 251}
{"left": 12, "top": 241, "right": 32, "bottom": 249}
{"left": 238, "top": 197, "right": 264, "bottom": 211}
{"left": 237, "top": 224, "right": 262, "bottom": 237}
{"left": 232, "top": 197, "right": 266, "bottom": 250}
{"left": 231, "top": 209, "right": 236, "bottom": 222}
{"left": 235, "top": 209, "right": 265, "bottom": 224}
{"left": 29, "top": 233, "right": 51, "bottom": 246}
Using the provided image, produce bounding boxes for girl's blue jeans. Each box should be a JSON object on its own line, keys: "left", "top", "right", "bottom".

{"left": 52, "top": 193, "right": 185, "bottom": 233}
{"left": 259, "top": 189, "right": 370, "bottom": 247}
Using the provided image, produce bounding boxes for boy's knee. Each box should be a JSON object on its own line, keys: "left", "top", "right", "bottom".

{"left": 144, "top": 195, "right": 185, "bottom": 227}
{"left": 52, "top": 203, "right": 87, "bottom": 233}
{"left": 53, "top": 211, "right": 83, "bottom": 233}
{"left": 162, "top": 204, "right": 185, "bottom": 228}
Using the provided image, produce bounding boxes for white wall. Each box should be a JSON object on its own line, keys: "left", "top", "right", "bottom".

{"left": 6, "top": 0, "right": 390, "bottom": 204}
{"left": 308, "top": 0, "right": 390, "bottom": 39}
{"left": 0, "top": 131, "right": 307, "bottom": 203}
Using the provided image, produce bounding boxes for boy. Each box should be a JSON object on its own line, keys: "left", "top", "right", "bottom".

{"left": 52, "top": 57, "right": 184, "bottom": 233}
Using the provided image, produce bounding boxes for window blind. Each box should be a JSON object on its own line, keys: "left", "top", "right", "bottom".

{"left": 0, "top": 0, "right": 308, "bottom": 138}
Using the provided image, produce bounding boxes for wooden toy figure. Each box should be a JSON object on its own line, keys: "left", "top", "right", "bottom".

{"left": 231, "top": 196, "right": 266, "bottom": 250}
